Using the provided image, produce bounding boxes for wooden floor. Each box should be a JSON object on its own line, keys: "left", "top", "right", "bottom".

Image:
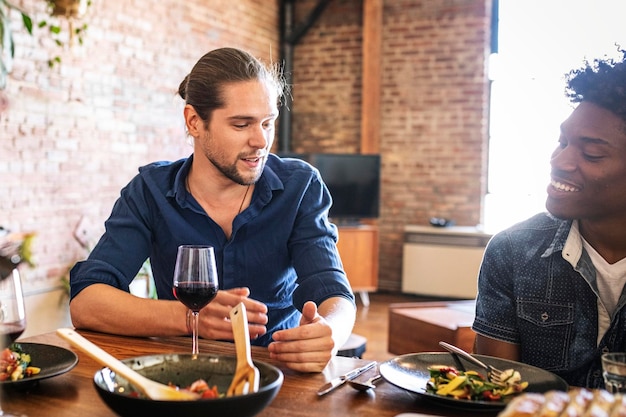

{"left": 350, "top": 291, "right": 442, "bottom": 363}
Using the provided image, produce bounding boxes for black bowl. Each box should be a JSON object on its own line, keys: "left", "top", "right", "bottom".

{"left": 93, "top": 353, "right": 283, "bottom": 417}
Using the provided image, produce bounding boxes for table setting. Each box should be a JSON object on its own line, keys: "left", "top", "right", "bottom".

{"left": 0, "top": 242, "right": 623, "bottom": 417}
{"left": 0, "top": 322, "right": 591, "bottom": 417}
{"left": 5, "top": 323, "right": 626, "bottom": 417}
{"left": 0, "top": 329, "right": 477, "bottom": 416}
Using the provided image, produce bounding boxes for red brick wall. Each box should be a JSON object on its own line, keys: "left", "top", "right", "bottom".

{"left": 1, "top": 0, "right": 280, "bottom": 291}
{"left": 2, "top": 0, "right": 490, "bottom": 294}
{"left": 290, "top": 0, "right": 364, "bottom": 153}
{"left": 290, "top": 0, "right": 491, "bottom": 291}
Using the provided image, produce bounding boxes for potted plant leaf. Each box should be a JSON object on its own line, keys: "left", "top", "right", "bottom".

{"left": 0, "top": 0, "right": 92, "bottom": 89}
{"left": 0, "top": 0, "right": 33, "bottom": 89}
{"left": 40, "top": 0, "right": 92, "bottom": 67}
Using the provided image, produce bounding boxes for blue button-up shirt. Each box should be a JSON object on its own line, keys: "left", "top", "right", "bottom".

{"left": 473, "top": 213, "right": 626, "bottom": 388}
{"left": 70, "top": 154, "right": 355, "bottom": 346}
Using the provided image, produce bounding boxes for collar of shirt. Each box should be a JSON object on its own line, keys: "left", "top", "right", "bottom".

{"left": 562, "top": 220, "right": 583, "bottom": 269}
{"left": 540, "top": 214, "right": 574, "bottom": 260}
{"left": 166, "top": 154, "right": 286, "bottom": 211}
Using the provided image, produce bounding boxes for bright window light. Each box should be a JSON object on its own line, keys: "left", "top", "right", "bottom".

{"left": 484, "top": 0, "right": 626, "bottom": 234}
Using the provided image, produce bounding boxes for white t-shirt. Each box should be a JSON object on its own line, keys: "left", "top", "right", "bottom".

{"left": 563, "top": 221, "right": 626, "bottom": 345}
{"left": 583, "top": 239, "right": 626, "bottom": 317}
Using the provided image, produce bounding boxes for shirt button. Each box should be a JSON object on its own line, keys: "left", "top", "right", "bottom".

{"left": 602, "top": 346, "right": 610, "bottom": 353}
{"left": 593, "top": 370, "right": 602, "bottom": 378}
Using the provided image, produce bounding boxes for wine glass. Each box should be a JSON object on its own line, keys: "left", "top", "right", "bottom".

{"left": 172, "top": 245, "right": 218, "bottom": 358}
{"left": 0, "top": 267, "right": 27, "bottom": 417}
{"left": 0, "top": 268, "right": 26, "bottom": 348}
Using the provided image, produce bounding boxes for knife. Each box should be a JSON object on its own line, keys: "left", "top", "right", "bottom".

{"left": 317, "top": 361, "right": 377, "bottom": 396}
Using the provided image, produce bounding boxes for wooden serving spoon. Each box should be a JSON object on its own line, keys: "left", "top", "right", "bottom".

{"left": 56, "top": 328, "right": 200, "bottom": 401}
{"left": 226, "top": 302, "right": 259, "bottom": 396}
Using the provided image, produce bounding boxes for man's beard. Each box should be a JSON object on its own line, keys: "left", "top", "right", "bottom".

{"left": 199, "top": 131, "right": 265, "bottom": 185}
{"left": 206, "top": 153, "right": 264, "bottom": 186}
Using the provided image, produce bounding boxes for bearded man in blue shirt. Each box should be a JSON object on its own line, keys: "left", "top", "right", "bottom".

{"left": 69, "top": 47, "right": 356, "bottom": 373}
{"left": 473, "top": 49, "right": 626, "bottom": 388}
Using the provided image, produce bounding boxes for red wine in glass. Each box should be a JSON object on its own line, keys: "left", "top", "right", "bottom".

{"left": 173, "top": 283, "right": 218, "bottom": 311}
{"left": 173, "top": 245, "right": 219, "bottom": 358}
{"left": 0, "top": 268, "right": 28, "bottom": 416}
{"left": 0, "top": 269, "right": 26, "bottom": 349}
{"left": 0, "top": 321, "right": 26, "bottom": 348}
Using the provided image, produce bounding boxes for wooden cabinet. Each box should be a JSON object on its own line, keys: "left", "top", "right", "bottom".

{"left": 336, "top": 225, "right": 379, "bottom": 305}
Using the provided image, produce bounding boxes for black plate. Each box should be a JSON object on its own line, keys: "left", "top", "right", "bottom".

{"left": 379, "top": 352, "right": 568, "bottom": 410}
{"left": 0, "top": 342, "right": 78, "bottom": 387}
{"left": 93, "top": 353, "right": 283, "bottom": 417}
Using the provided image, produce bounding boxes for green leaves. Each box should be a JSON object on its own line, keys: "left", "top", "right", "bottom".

{"left": 0, "top": 0, "right": 35, "bottom": 89}
{"left": 0, "top": 0, "right": 92, "bottom": 84}
{"left": 38, "top": 8, "right": 90, "bottom": 67}
{"left": 20, "top": 9, "right": 33, "bottom": 35}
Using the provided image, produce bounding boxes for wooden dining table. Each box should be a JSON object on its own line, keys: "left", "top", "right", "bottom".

{"left": 1, "top": 330, "right": 501, "bottom": 417}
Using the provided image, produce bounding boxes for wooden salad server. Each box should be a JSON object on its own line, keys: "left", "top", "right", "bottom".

{"left": 226, "top": 302, "right": 260, "bottom": 396}
{"left": 56, "top": 328, "right": 200, "bottom": 401}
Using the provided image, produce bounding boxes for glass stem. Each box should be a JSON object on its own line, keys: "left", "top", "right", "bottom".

{"left": 191, "top": 310, "right": 200, "bottom": 359}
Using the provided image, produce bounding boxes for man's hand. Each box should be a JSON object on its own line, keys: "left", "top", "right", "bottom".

{"left": 267, "top": 301, "right": 336, "bottom": 372}
{"left": 197, "top": 287, "right": 268, "bottom": 341}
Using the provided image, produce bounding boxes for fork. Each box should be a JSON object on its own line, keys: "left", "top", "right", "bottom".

{"left": 438, "top": 341, "right": 505, "bottom": 386}
{"left": 227, "top": 302, "right": 260, "bottom": 396}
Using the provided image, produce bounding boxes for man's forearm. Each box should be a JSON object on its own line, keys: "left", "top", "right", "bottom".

{"left": 318, "top": 296, "right": 357, "bottom": 352}
{"left": 69, "top": 283, "right": 188, "bottom": 336}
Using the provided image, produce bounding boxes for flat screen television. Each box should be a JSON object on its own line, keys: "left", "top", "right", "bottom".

{"left": 279, "top": 153, "right": 381, "bottom": 223}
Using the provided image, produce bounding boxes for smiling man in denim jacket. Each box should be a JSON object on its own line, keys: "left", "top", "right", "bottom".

{"left": 473, "top": 49, "right": 626, "bottom": 388}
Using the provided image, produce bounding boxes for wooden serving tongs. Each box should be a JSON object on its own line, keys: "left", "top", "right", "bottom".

{"left": 226, "top": 302, "right": 260, "bottom": 396}
{"left": 56, "top": 328, "right": 199, "bottom": 401}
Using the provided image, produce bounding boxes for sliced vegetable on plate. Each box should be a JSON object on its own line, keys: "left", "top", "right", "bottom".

{"left": 426, "top": 365, "right": 528, "bottom": 401}
{"left": 0, "top": 343, "right": 41, "bottom": 381}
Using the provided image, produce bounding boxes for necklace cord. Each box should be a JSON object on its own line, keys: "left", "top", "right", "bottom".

{"left": 238, "top": 185, "right": 251, "bottom": 214}
{"left": 186, "top": 176, "right": 251, "bottom": 215}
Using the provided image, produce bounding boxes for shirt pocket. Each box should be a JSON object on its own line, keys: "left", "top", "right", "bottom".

{"left": 517, "top": 299, "right": 574, "bottom": 371}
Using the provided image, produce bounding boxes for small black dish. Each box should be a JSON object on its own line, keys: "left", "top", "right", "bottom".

{"left": 0, "top": 343, "right": 78, "bottom": 389}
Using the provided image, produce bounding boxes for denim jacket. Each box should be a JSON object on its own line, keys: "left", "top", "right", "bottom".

{"left": 473, "top": 213, "right": 626, "bottom": 388}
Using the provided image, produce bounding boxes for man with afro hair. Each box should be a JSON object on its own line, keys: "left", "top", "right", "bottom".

{"left": 473, "top": 48, "right": 626, "bottom": 388}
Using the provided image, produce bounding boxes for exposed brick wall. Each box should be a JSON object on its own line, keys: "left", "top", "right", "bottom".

{"left": 289, "top": 0, "right": 491, "bottom": 291}
{"left": 1, "top": 0, "right": 279, "bottom": 291}
{"left": 1, "top": 0, "right": 490, "bottom": 294}
{"left": 289, "top": 0, "right": 363, "bottom": 154}
{"left": 378, "top": 0, "right": 490, "bottom": 290}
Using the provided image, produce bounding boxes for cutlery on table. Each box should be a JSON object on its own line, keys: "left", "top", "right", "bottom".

{"left": 56, "top": 327, "right": 200, "bottom": 401}
{"left": 227, "top": 302, "right": 260, "bottom": 396}
{"left": 348, "top": 373, "right": 383, "bottom": 391}
{"left": 317, "top": 360, "right": 377, "bottom": 396}
{"left": 438, "top": 341, "right": 506, "bottom": 385}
